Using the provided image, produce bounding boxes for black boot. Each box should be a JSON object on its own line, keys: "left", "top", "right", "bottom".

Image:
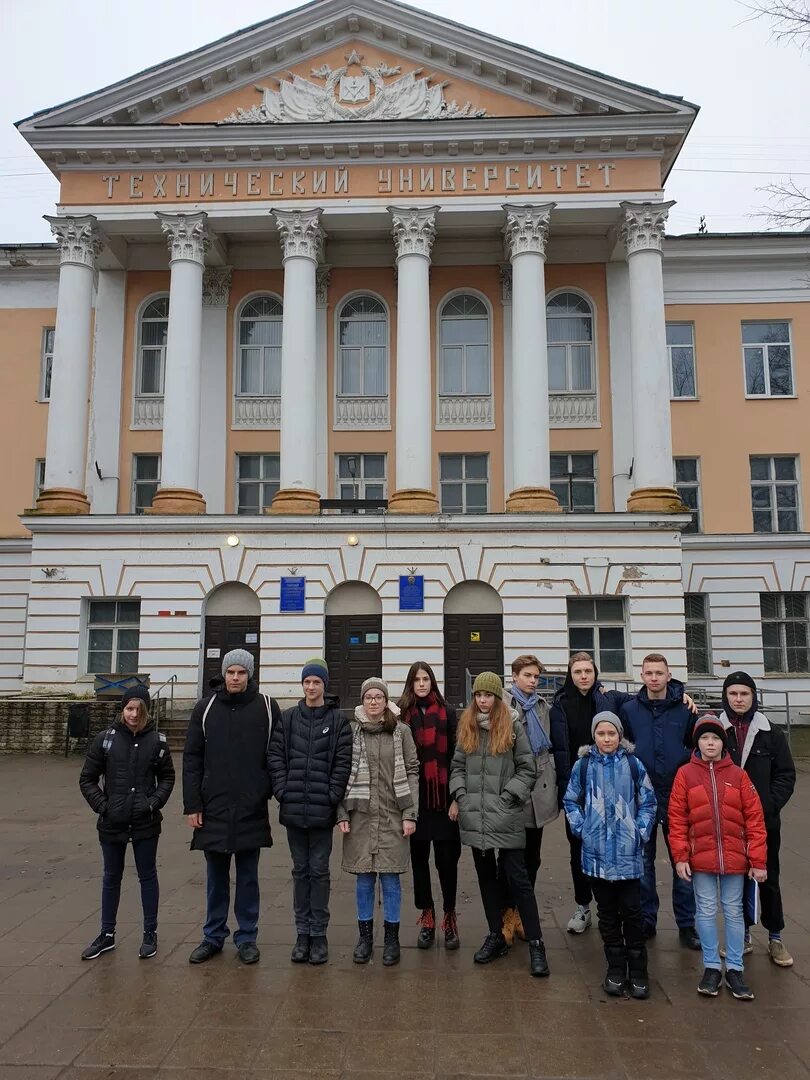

{"left": 627, "top": 945, "right": 650, "bottom": 1000}
{"left": 382, "top": 921, "right": 401, "bottom": 966}
{"left": 290, "top": 933, "right": 311, "bottom": 963}
{"left": 528, "top": 939, "right": 550, "bottom": 977}
{"left": 417, "top": 907, "right": 435, "bottom": 949}
{"left": 473, "top": 931, "right": 509, "bottom": 964}
{"left": 353, "top": 920, "right": 373, "bottom": 964}
{"left": 603, "top": 945, "right": 627, "bottom": 996}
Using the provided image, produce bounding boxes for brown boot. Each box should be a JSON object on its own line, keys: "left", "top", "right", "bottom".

{"left": 501, "top": 908, "right": 516, "bottom": 946}
{"left": 513, "top": 912, "right": 526, "bottom": 942}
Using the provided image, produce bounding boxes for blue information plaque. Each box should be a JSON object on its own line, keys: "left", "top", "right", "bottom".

{"left": 399, "top": 575, "right": 424, "bottom": 611}
{"left": 280, "top": 575, "right": 306, "bottom": 612}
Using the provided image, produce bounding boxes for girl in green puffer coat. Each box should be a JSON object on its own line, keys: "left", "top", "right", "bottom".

{"left": 449, "top": 672, "right": 549, "bottom": 977}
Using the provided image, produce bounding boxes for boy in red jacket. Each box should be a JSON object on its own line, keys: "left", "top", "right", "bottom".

{"left": 668, "top": 716, "right": 767, "bottom": 1001}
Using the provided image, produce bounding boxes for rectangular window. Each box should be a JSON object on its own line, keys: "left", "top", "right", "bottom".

{"left": 667, "top": 322, "right": 696, "bottom": 398}
{"left": 439, "top": 453, "right": 488, "bottom": 514}
{"left": 86, "top": 599, "right": 141, "bottom": 674}
{"left": 236, "top": 453, "right": 280, "bottom": 514}
{"left": 684, "top": 593, "right": 711, "bottom": 675}
{"left": 550, "top": 453, "right": 596, "bottom": 512}
{"left": 33, "top": 458, "right": 46, "bottom": 504}
{"left": 132, "top": 454, "right": 160, "bottom": 514}
{"left": 40, "top": 327, "right": 55, "bottom": 401}
{"left": 750, "top": 456, "right": 799, "bottom": 533}
{"left": 336, "top": 454, "right": 387, "bottom": 508}
{"left": 674, "top": 457, "right": 701, "bottom": 533}
{"left": 567, "top": 597, "right": 627, "bottom": 675}
{"left": 743, "top": 321, "right": 793, "bottom": 397}
{"left": 760, "top": 592, "right": 810, "bottom": 674}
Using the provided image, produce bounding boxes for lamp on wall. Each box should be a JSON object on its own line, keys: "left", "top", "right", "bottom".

{"left": 226, "top": 535, "right": 240, "bottom": 547}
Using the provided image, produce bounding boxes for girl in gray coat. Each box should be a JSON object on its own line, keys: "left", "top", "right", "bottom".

{"left": 450, "top": 672, "right": 549, "bottom": 977}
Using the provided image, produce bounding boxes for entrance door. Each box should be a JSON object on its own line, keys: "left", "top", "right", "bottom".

{"left": 443, "top": 613, "right": 504, "bottom": 710}
{"left": 203, "top": 616, "right": 261, "bottom": 689}
{"left": 325, "top": 614, "right": 383, "bottom": 712}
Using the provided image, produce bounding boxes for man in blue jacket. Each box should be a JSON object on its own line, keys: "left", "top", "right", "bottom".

{"left": 620, "top": 653, "right": 699, "bottom": 949}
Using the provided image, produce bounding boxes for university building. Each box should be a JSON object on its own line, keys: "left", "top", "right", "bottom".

{"left": 1, "top": 0, "right": 809, "bottom": 711}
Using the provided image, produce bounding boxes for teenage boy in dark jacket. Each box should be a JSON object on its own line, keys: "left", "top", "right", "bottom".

{"left": 268, "top": 658, "right": 352, "bottom": 966}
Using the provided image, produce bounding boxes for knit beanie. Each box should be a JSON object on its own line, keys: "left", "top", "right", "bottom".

{"left": 721, "top": 669, "right": 759, "bottom": 719}
{"left": 361, "top": 677, "right": 389, "bottom": 701}
{"left": 591, "top": 710, "right": 623, "bottom": 738}
{"left": 692, "top": 714, "right": 729, "bottom": 749}
{"left": 221, "top": 649, "right": 255, "bottom": 677}
{"left": 472, "top": 671, "right": 504, "bottom": 700}
{"left": 301, "top": 657, "right": 329, "bottom": 686}
{"left": 121, "top": 685, "right": 151, "bottom": 711}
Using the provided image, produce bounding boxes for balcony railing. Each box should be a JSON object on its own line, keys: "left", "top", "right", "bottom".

{"left": 549, "top": 392, "right": 598, "bottom": 428}
{"left": 233, "top": 395, "right": 281, "bottom": 429}
{"left": 335, "top": 395, "right": 389, "bottom": 429}
{"left": 437, "top": 394, "right": 493, "bottom": 428}
{"left": 133, "top": 395, "right": 163, "bottom": 429}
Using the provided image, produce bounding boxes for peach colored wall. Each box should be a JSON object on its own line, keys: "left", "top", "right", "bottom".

{"left": 0, "top": 309, "right": 53, "bottom": 535}
{"left": 669, "top": 301, "right": 810, "bottom": 534}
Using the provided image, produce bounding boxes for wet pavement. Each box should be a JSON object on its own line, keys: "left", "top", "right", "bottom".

{"left": 0, "top": 754, "right": 809, "bottom": 1079}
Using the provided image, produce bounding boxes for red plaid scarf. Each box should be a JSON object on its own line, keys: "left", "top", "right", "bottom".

{"left": 403, "top": 692, "right": 449, "bottom": 811}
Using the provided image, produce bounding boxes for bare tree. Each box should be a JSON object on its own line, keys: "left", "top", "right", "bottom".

{"left": 742, "top": 0, "right": 810, "bottom": 49}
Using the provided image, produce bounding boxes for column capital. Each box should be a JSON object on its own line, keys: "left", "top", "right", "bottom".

{"left": 502, "top": 203, "right": 555, "bottom": 259}
{"left": 156, "top": 211, "right": 209, "bottom": 266}
{"left": 44, "top": 215, "right": 102, "bottom": 269}
{"left": 272, "top": 208, "right": 325, "bottom": 262}
{"left": 499, "top": 263, "right": 513, "bottom": 305}
{"left": 316, "top": 264, "right": 332, "bottom": 306}
{"left": 389, "top": 205, "right": 439, "bottom": 260}
{"left": 620, "top": 200, "right": 676, "bottom": 255}
{"left": 202, "top": 266, "right": 232, "bottom": 307}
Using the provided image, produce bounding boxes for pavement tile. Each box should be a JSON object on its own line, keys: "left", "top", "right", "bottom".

{"left": 525, "top": 1035, "right": 626, "bottom": 1079}
{"left": 0, "top": 1024, "right": 98, "bottom": 1067}
{"left": 255, "top": 1030, "right": 346, "bottom": 1072}
{"left": 74, "top": 1025, "right": 180, "bottom": 1069}
{"left": 162, "top": 1026, "right": 264, "bottom": 1071}
{"left": 0, "top": 1068, "right": 63, "bottom": 1079}
{"left": 436, "top": 1035, "right": 529, "bottom": 1077}
{"left": 343, "top": 1032, "right": 436, "bottom": 1073}
{"left": 615, "top": 1038, "right": 709, "bottom": 1079}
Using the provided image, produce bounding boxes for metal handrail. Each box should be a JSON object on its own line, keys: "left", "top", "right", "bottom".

{"left": 151, "top": 674, "right": 178, "bottom": 733}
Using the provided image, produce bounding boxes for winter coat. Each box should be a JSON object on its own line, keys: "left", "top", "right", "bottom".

{"left": 182, "top": 681, "right": 279, "bottom": 853}
{"left": 267, "top": 698, "right": 352, "bottom": 829}
{"left": 718, "top": 710, "right": 795, "bottom": 833}
{"left": 449, "top": 715, "right": 537, "bottom": 851}
{"left": 563, "top": 741, "right": 657, "bottom": 881}
{"left": 337, "top": 713, "right": 420, "bottom": 874}
{"left": 80, "top": 718, "right": 175, "bottom": 843}
{"left": 549, "top": 684, "right": 632, "bottom": 806}
{"left": 668, "top": 750, "right": 767, "bottom": 875}
{"left": 505, "top": 691, "right": 558, "bottom": 828}
{"left": 619, "top": 680, "right": 692, "bottom": 806}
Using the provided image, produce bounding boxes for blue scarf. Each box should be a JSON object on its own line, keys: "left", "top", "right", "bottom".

{"left": 511, "top": 685, "right": 552, "bottom": 754}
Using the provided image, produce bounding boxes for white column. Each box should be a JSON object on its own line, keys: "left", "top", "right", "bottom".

{"left": 388, "top": 205, "right": 439, "bottom": 513}
{"left": 621, "top": 201, "right": 682, "bottom": 512}
{"left": 502, "top": 204, "right": 559, "bottom": 512}
{"left": 270, "top": 209, "right": 324, "bottom": 514}
{"left": 606, "top": 261, "right": 633, "bottom": 510}
{"left": 500, "top": 264, "right": 514, "bottom": 498}
{"left": 150, "top": 212, "right": 209, "bottom": 514}
{"left": 198, "top": 268, "right": 231, "bottom": 514}
{"left": 36, "top": 215, "right": 102, "bottom": 514}
{"left": 315, "top": 265, "right": 331, "bottom": 499}
{"left": 86, "top": 269, "right": 126, "bottom": 514}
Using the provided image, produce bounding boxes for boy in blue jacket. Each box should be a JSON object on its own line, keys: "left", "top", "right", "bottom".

{"left": 564, "top": 711, "right": 656, "bottom": 999}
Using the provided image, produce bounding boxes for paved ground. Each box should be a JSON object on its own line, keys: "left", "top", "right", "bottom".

{"left": 0, "top": 756, "right": 809, "bottom": 1080}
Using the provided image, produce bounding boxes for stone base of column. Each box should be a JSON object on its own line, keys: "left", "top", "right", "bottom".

{"left": 33, "top": 487, "right": 91, "bottom": 515}
{"left": 505, "top": 487, "right": 560, "bottom": 512}
{"left": 388, "top": 488, "right": 439, "bottom": 514}
{"left": 626, "top": 486, "right": 684, "bottom": 513}
{"left": 146, "top": 487, "right": 207, "bottom": 514}
{"left": 268, "top": 488, "right": 320, "bottom": 514}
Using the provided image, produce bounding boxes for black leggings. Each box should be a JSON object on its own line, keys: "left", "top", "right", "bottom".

{"left": 472, "top": 848, "right": 542, "bottom": 941}
{"left": 410, "top": 808, "right": 462, "bottom": 912}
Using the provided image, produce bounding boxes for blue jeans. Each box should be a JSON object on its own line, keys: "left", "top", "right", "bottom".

{"left": 692, "top": 872, "right": 745, "bottom": 972}
{"left": 641, "top": 817, "right": 696, "bottom": 930}
{"left": 100, "top": 837, "right": 159, "bottom": 934}
{"left": 356, "top": 872, "right": 402, "bottom": 923}
{"left": 203, "top": 849, "right": 261, "bottom": 948}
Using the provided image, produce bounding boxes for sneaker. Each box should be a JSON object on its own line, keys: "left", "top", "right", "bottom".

{"left": 697, "top": 968, "right": 723, "bottom": 996}
{"left": 138, "top": 930, "right": 157, "bottom": 959}
{"left": 725, "top": 969, "right": 755, "bottom": 1000}
{"left": 189, "top": 940, "right": 222, "bottom": 965}
{"left": 720, "top": 936, "right": 753, "bottom": 959}
{"left": 567, "top": 905, "right": 592, "bottom": 934}
{"left": 528, "top": 939, "right": 550, "bottom": 977}
{"left": 417, "top": 907, "right": 435, "bottom": 949}
{"left": 441, "top": 910, "right": 460, "bottom": 951}
{"left": 81, "top": 932, "right": 115, "bottom": 960}
{"left": 474, "top": 931, "right": 509, "bottom": 964}
{"left": 236, "top": 942, "right": 260, "bottom": 964}
{"left": 678, "top": 926, "right": 701, "bottom": 951}
{"left": 768, "top": 939, "right": 794, "bottom": 967}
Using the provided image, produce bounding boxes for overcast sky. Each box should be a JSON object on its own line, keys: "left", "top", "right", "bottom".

{"left": 2, "top": 0, "right": 808, "bottom": 242}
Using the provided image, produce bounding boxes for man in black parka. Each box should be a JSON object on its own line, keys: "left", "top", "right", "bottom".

{"left": 183, "top": 649, "right": 280, "bottom": 965}
{"left": 268, "top": 658, "right": 352, "bottom": 965}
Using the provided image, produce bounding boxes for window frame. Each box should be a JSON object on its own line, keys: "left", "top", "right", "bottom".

{"left": 84, "top": 598, "right": 141, "bottom": 676}
{"left": 545, "top": 289, "right": 596, "bottom": 396}
{"left": 39, "top": 327, "right": 55, "bottom": 402}
{"left": 674, "top": 456, "right": 702, "bottom": 534}
{"left": 439, "top": 453, "right": 489, "bottom": 515}
{"left": 235, "top": 452, "right": 280, "bottom": 515}
{"left": 566, "top": 596, "right": 628, "bottom": 676}
{"left": 131, "top": 453, "right": 161, "bottom": 515}
{"left": 135, "top": 294, "right": 169, "bottom": 399}
{"left": 684, "top": 593, "right": 711, "bottom": 676}
{"left": 760, "top": 592, "right": 810, "bottom": 675}
{"left": 550, "top": 452, "right": 597, "bottom": 513}
{"left": 667, "top": 321, "right": 697, "bottom": 399}
{"left": 335, "top": 293, "right": 390, "bottom": 399}
{"left": 749, "top": 455, "right": 800, "bottom": 533}
{"left": 335, "top": 453, "right": 388, "bottom": 508}
{"left": 742, "top": 320, "right": 794, "bottom": 399}
{"left": 234, "top": 292, "right": 283, "bottom": 400}
{"left": 33, "top": 458, "right": 46, "bottom": 504}
{"left": 437, "top": 290, "right": 493, "bottom": 398}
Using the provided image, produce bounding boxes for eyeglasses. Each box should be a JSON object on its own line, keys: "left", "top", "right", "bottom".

{"left": 364, "top": 695, "right": 386, "bottom": 703}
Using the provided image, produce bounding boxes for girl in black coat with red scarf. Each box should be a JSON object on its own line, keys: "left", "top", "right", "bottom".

{"left": 398, "top": 661, "right": 461, "bottom": 950}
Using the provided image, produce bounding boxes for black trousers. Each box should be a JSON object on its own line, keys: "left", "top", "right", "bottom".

{"left": 589, "top": 876, "right": 644, "bottom": 950}
{"left": 751, "top": 826, "right": 784, "bottom": 934}
{"left": 410, "top": 808, "right": 462, "bottom": 912}
{"left": 566, "top": 818, "right": 593, "bottom": 906}
{"left": 498, "top": 826, "right": 543, "bottom": 908}
{"left": 286, "top": 825, "right": 334, "bottom": 936}
{"left": 472, "top": 847, "right": 542, "bottom": 941}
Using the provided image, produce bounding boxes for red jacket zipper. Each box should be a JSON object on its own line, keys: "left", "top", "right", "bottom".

{"left": 709, "top": 762, "right": 724, "bottom": 874}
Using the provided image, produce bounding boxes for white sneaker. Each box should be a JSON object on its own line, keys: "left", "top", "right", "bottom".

{"left": 567, "top": 905, "right": 592, "bottom": 934}
{"left": 720, "top": 937, "right": 753, "bottom": 959}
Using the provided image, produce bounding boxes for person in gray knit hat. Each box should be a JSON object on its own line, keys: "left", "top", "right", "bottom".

{"left": 183, "top": 646, "right": 280, "bottom": 967}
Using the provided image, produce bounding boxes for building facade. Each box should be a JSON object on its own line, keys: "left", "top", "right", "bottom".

{"left": 1, "top": 0, "right": 809, "bottom": 710}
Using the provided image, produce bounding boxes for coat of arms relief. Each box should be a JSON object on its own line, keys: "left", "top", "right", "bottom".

{"left": 221, "top": 50, "right": 488, "bottom": 123}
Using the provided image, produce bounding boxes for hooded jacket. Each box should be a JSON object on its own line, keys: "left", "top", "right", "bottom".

{"left": 715, "top": 710, "right": 795, "bottom": 832}
{"left": 619, "top": 679, "right": 692, "bottom": 803}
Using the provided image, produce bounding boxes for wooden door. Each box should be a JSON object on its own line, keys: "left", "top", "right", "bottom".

{"left": 325, "top": 614, "right": 383, "bottom": 713}
{"left": 443, "top": 613, "right": 504, "bottom": 710}
{"left": 203, "top": 615, "right": 261, "bottom": 689}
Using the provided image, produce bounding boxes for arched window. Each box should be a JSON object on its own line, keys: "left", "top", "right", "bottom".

{"left": 237, "top": 295, "right": 282, "bottom": 396}
{"left": 137, "top": 296, "right": 169, "bottom": 395}
{"left": 546, "top": 292, "right": 594, "bottom": 393}
{"left": 439, "top": 294, "right": 490, "bottom": 395}
{"left": 337, "top": 295, "right": 387, "bottom": 396}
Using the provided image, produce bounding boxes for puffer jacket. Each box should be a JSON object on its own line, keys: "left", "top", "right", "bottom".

{"left": 268, "top": 697, "right": 353, "bottom": 829}
{"left": 79, "top": 719, "right": 175, "bottom": 843}
{"left": 549, "top": 684, "right": 632, "bottom": 805}
{"left": 668, "top": 751, "right": 767, "bottom": 875}
{"left": 449, "top": 714, "right": 537, "bottom": 851}
{"left": 619, "top": 680, "right": 692, "bottom": 804}
{"left": 563, "top": 741, "right": 656, "bottom": 881}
